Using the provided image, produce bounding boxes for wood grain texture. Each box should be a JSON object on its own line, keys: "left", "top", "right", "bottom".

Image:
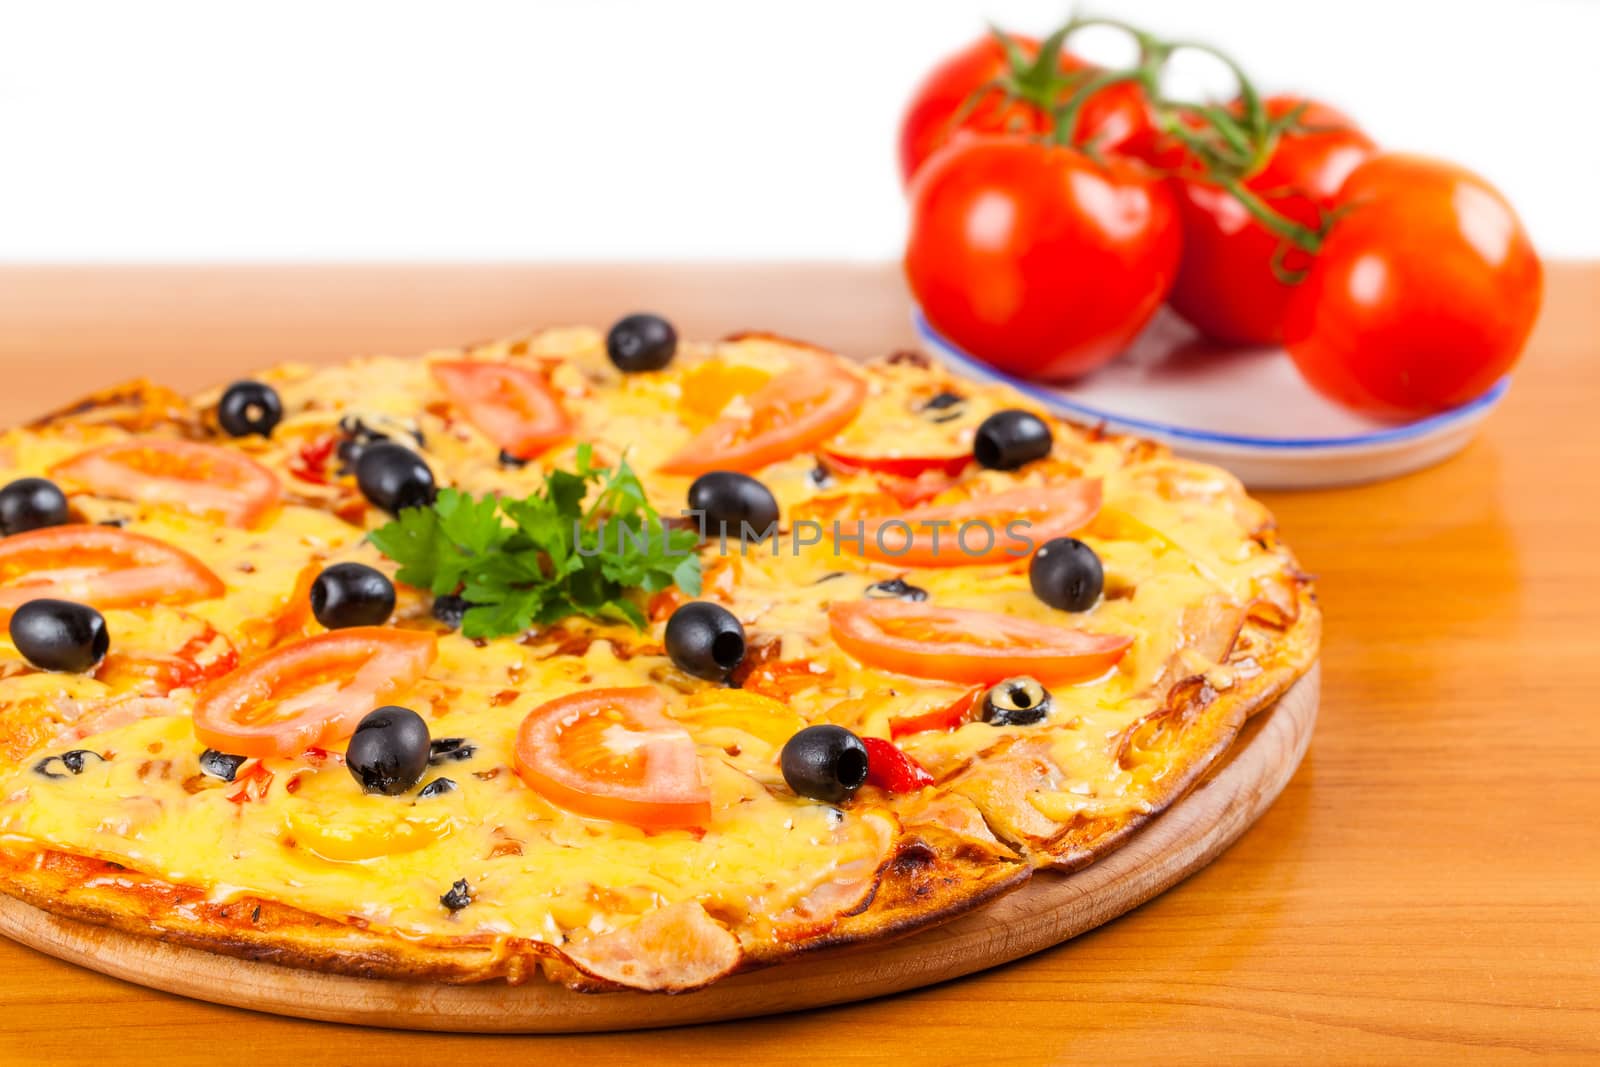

{"left": 0, "top": 669, "right": 1316, "bottom": 1034}
{"left": 0, "top": 263, "right": 1595, "bottom": 1064}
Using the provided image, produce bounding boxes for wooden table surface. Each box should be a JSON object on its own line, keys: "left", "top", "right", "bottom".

{"left": 0, "top": 264, "right": 1595, "bottom": 1065}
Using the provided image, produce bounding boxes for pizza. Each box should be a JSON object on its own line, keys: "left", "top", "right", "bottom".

{"left": 0, "top": 318, "right": 1319, "bottom": 992}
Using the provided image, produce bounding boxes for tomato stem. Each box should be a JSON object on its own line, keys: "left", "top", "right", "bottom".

{"left": 957, "top": 14, "right": 1336, "bottom": 261}
{"left": 1050, "top": 68, "right": 1148, "bottom": 146}
{"left": 1051, "top": 16, "right": 1330, "bottom": 257}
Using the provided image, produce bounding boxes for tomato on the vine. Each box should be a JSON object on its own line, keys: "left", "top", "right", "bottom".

{"left": 905, "top": 135, "right": 1181, "bottom": 380}
{"left": 896, "top": 35, "right": 1153, "bottom": 188}
{"left": 1162, "top": 96, "right": 1376, "bottom": 346}
{"left": 1283, "top": 153, "right": 1543, "bottom": 420}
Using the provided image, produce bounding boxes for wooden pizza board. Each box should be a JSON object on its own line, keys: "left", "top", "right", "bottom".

{"left": 0, "top": 665, "right": 1317, "bottom": 1033}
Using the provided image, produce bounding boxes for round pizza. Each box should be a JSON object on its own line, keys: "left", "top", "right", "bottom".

{"left": 0, "top": 318, "right": 1319, "bottom": 992}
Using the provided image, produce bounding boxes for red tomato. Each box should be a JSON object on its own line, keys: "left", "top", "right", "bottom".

{"left": 1284, "top": 153, "right": 1543, "bottom": 420}
{"left": 289, "top": 433, "right": 338, "bottom": 485}
{"left": 191, "top": 627, "right": 437, "bottom": 758}
{"left": 820, "top": 449, "right": 972, "bottom": 481}
{"left": 514, "top": 687, "right": 711, "bottom": 831}
{"left": 430, "top": 360, "right": 573, "bottom": 461}
{"left": 1164, "top": 97, "right": 1376, "bottom": 346}
{"left": 897, "top": 35, "right": 1153, "bottom": 188}
{"left": 828, "top": 600, "right": 1131, "bottom": 686}
{"left": 0, "top": 525, "right": 225, "bottom": 615}
{"left": 889, "top": 685, "right": 982, "bottom": 739}
{"left": 51, "top": 438, "right": 282, "bottom": 528}
{"left": 660, "top": 362, "right": 866, "bottom": 475}
{"left": 850, "top": 482, "right": 1101, "bottom": 567}
{"left": 95, "top": 615, "right": 239, "bottom": 692}
{"left": 906, "top": 136, "right": 1181, "bottom": 381}
{"left": 48, "top": 696, "right": 182, "bottom": 748}
{"left": 861, "top": 736, "right": 935, "bottom": 793}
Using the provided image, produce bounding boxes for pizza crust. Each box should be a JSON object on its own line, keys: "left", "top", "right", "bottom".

{"left": 0, "top": 823, "right": 1032, "bottom": 991}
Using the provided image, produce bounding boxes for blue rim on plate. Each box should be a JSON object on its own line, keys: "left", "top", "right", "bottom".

{"left": 913, "top": 310, "right": 1511, "bottom": 452}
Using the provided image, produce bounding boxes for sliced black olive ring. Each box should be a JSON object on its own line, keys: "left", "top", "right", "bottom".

{"left": 32, "top": 749, "right": 105, "bottom": 779}
{"left": 981, "top": 676, "right": 1053, "bottom": 727}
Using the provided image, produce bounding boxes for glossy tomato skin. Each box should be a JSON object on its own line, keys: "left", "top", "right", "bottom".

{"left": 0, "top": 524, "right": 225, "bottom": 615}
{"left": 828, "top": 600, "right": 1132, "bottom": 686}
{"left": 429, "top": 360, "right": 572, "bottom": 461}
{"left": 853, "top": 481, "right": 1101, "bottom": 568}
{"left": 1165, "top": 97, "right": 1376, "bottom": 346}
{"left": 513, "top": 687, "right": 710, "bottom": 831}
{"left": 50, "top": 438, "right": 282, "bottom": 528}
{"left": 1284, "top": 153, "right": 1543, "bottom": 420}
{"left": 660, "top": 358, "right": 866, "bottom": 475}
{"left": 191, "top": 627, "right": 437, "bottom": 758}
{"left": 906, "top": 136, "right": 1181, "bottom": 380}
{"left": 897, "top": 36, "right": 1152, "bottom": 188}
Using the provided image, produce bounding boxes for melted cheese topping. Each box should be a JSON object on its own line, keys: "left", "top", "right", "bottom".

{"left": 0, "top": 329, "right": 1305, "bottom": 949}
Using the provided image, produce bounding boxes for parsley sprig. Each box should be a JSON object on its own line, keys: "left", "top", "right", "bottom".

{"left": 368, "top": 445, "right": 701, "bottom": 639}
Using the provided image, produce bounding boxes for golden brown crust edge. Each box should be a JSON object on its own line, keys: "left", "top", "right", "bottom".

{"left": 1042, "top": 584, "right": 1320, "bottom": 870}
{"left": 0, "top": 818, "right": 1032, "bottom": 991}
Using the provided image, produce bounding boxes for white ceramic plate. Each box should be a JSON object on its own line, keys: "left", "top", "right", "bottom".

{"left": 914, "top": 308, "right": 1509, "bottom": 490}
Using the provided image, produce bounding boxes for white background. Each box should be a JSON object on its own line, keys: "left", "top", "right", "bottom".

{"left": 1, "top": 0, "right": 1595, "bottom": 261}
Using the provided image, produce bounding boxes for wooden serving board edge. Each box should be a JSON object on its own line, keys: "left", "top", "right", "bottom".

{"left": 0, "top": 664, "right": 1318, "bottom": 1033}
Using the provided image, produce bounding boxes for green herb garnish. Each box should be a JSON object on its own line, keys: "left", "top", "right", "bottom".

{"left": 369, "top": 445, "right": 701, "bottom": 639}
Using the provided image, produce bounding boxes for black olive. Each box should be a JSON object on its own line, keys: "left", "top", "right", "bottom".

{"left": 335, "top": 437, "right": 368, "bottom": 476}
{"left": 973, "top": 409, "right": 1053, "bottom": 471}
{"left": 606, "top": 313, "right": 678, "bottom": 372}
{"left": 920, "top": 391, "right": 966, "bottom": 423}
{"left": 217, "top": 381, "right": 283, "bottom": 438}
{"left": 664, "top": 601, "right": 746, "bottom": 680}
{"left": 355, "top": 441, "right": 436, "bottom": 514}
{"left": 336, "top": 415, "right": 388, "bottom": 475}
{"left": 417, "top": 776, "right": 457, "bottom": 798}
{"left": 346, "top": 706, "right": 431, "bottom": 795}
{"left": 1029, "top": 537, "right": 1104, "bottom": 612}
{"left": 687, "top": 471, "right": 778, "bottom": 543}
{"left": 428, "top": 737, "right": 476, "bottom": 765}
{"left": 440, "top": 878, "right": 474, "bottom": 912}
{"left": 498, "top": 449, "right": 529, "bottom": 469}
{"left": 431, "top": 594, "right": 470, "bottom": 629}
{"left": 812, "top": 571, "right": 846, "bottom": 585}
{"left": 198, "top": 749, "right": 248, "bottom": 782}
{"left": 9, "top": 599, "right": 109, "bottom": 673}
{"left": 0, "top": 477, "right": 70, "bottom": 537}
{"left": 32, "top": 749, "right": 104, "bottom": 779}
{"left": 981, "top": 676, "right": 1052, "bottom": 726}
{"left": 864, "top": 577, "right": 929, "bottom": 602}
{"left": 807, "top": 462, "right": 834, "bottom": 489}
{"left": 310, "top": 562, "right": 396, "bottom": 629}
{"left": 780, "top": 725, "right": 869, "bottom": 803}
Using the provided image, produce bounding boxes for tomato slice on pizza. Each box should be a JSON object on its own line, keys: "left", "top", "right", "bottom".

{"left": 430, "top": 360, "right": 573, "bottom": 461}
{"left": 51, "top": 438, "right": 282, "bottom": 528}
{"left": 889, "top": 684, "right": 983, "bottom": 738}
{"left": 0, "top": 525, "right": 225, "bottom": 615}
{"left": 515, "top": 687, "right": 711, "bottom": 831}
{"left": 191, "top": 627, "right": 437, "bottom": 758}
{"left": 660, "top": 362, "right": 866, "bottom": 475}
{"left": 820, "top": 448, "right": 973, "bottom": 480}
{"left": 828, "top": 600, "right": 1131, "bottom": 685}
{"left": 845, "top": 481, "right": 1101, "bottom": 567}
{"left": 94, "top": 613, "right": 239, "bottom": 692}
